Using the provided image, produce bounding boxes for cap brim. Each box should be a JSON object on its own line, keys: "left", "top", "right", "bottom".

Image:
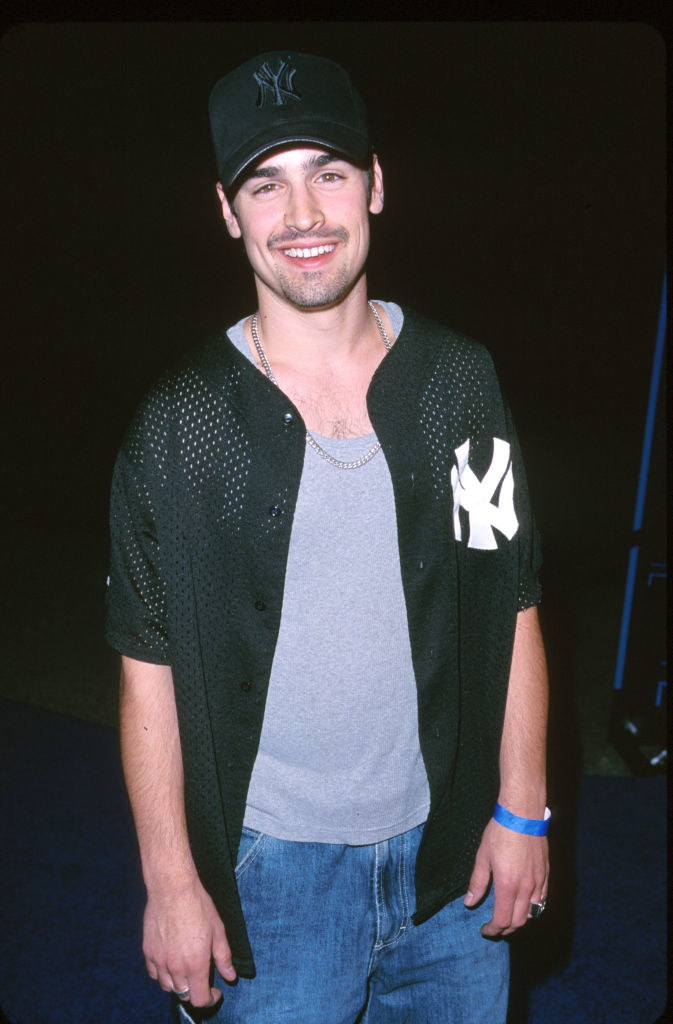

{"left": 222, "top": 122, "right": 372, "bottom": 190}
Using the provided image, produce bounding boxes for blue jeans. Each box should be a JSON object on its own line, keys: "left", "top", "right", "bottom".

{"left": 177, "top": 822, "right": 509, "bottom": 1024}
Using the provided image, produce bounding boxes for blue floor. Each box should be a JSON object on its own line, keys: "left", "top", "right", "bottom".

{"left": 0, "top": 700, "right": 667, "bottom": 1024}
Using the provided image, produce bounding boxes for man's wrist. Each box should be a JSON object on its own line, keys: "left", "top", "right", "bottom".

{"left": 142, "top": 855, "right": 201, "bottom": 897}
{"left": 496, "top": 780, "right": 547, "bottom": 820}
{"left": 493, "top": 801, "right": 551, "bottom": 836}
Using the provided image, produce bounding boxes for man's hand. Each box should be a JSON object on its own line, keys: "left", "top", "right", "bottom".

{"left": 463, "top": 817, "right": 549, "bottom": 937}
{"left": 143, "top": 876, "right": 237, "bottom": 1007}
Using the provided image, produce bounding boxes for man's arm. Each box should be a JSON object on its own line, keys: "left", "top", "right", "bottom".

{"left": 119, "top": 655, "right": 237, "bottom": 1005}
{"left": 464, "top": 605, "right": 549, "bottom": 936}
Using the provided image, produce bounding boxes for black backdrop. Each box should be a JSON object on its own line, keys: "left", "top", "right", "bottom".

{"left": 2, "top": 21, "right": 665, "bottom": 578}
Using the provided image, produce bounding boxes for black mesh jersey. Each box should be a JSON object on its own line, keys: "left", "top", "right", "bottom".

{"left": 106, "top": 307, "right": 542, "bottom": 977}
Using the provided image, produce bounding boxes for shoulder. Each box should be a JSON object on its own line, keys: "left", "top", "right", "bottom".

{"left": 382, "top": 307, "right": 510, "bottom": 442}
{"left": 396, "top": 306, "right": 499, "bottom": 382}
{"left": 118, "top": 327, "right": 246, "bottom": 459}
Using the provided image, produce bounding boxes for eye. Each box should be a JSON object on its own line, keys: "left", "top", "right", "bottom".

{"left": 316, "top": 170, "right": 343, "bottom": 184}
{"left": 252, "top": 182, "right": 280, "bottom": 196}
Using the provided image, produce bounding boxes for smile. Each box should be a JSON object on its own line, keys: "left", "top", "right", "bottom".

{"left": 282, "top": 244, "right": 336, "bottom": 258}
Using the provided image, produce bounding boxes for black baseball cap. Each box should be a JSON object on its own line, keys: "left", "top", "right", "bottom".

{"left": 208, "top": 51, "right": 372, "bottom": 190}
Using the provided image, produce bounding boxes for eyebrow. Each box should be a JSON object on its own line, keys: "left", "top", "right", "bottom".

{"left": 245, "top": 152, "right": 340, "bottom": 182}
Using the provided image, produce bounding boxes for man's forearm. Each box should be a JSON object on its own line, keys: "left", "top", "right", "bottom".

{"left": 497, "top": 605, "right": 549, "bottom": 818}
{"left": 119, "top": 655, "right": 199, "bottom": 892}
{"left": 464, "top": 604, "right": 550, "bottom": 935}
{"left": 119, "top": 655, "right": 236, "bottom": 1001}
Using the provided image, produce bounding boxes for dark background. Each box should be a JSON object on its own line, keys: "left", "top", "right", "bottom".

{"left": 1, "top": 21, "right": 666, "bottom": 768}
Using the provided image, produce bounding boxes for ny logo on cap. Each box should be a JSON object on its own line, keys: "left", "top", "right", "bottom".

{"left": 253, "top": 59, "right": 301, "bottom": 108}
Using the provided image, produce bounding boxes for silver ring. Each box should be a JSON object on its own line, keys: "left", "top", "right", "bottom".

{"left": 172, "top": 986, "right": 191, "bottom": 1001}
{"left": 529, "top": 896, "right": 547, "bottom": 919}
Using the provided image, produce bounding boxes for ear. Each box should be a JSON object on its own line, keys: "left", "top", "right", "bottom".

{"left": 216, "top": 182, "right": 242, "bottom": 239}
{"left": 368, "top": 154, "right": 384, "bottom": 215}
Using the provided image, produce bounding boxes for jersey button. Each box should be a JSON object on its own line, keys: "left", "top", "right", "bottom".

{"left": 240, "top": 680, "right": 252, "bottom": 693}
{"left": 254, "top": 600, "right": 266, "bottom": 611}
{"left": 283, "top": 411, "right": 294, "bottom": 424}
{"left": 269, "top": 505, "right": 281, "bottom": 517}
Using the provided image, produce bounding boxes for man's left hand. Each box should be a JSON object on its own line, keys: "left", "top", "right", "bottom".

{"left": 463, "top": 817, "right": 549, "bottom": 937}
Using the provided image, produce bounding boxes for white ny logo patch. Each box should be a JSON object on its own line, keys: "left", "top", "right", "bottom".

{"left": 451, "top": 438, "right": 519, "bottom": 550}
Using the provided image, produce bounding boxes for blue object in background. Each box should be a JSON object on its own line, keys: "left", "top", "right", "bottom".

{"left": 612, "top": 276, "right": 666, "bottom": 768}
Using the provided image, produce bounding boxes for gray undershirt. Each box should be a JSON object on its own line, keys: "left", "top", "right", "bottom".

{"left": 228, "top": 303, "right": 430, "bottom": 844}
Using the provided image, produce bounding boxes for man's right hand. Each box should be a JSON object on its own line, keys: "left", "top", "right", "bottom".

{"left": 143, "top": 876, "right": 237, "bottom": 1008}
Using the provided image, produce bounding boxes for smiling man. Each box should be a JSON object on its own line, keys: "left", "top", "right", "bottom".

{"left": 106, "top": 51, "right": 549, "bottom": 1024}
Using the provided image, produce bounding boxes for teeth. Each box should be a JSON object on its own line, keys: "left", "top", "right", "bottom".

{"left": 283, "top": 244, "right": 335, "bottom": 258}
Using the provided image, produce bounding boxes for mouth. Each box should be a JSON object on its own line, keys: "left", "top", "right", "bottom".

{"left": 281, "top": 244, "right": 337, "bottom": 259}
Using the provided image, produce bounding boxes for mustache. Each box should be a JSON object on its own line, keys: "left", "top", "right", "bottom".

{"left": 268, "top": 226, "right": 349, "bottom": 248}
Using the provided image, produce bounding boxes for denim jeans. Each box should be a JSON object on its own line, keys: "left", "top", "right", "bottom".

{"left": 176, "top": 822, "right": 509, "bottom": 1024}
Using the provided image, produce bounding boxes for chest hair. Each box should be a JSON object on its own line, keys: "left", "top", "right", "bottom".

{"left": 282, "top": 367, "right": 374, "bottom": 438}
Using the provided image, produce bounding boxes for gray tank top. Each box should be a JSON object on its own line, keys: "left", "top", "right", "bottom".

{"left": 228, "top": 303, "right": 430, "bottom": 844}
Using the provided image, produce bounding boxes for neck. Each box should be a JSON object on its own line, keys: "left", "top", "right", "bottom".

{"left": 251, "top": 278, "right": 378, "bottom": 371}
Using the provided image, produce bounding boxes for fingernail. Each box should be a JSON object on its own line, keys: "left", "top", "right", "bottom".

{"left": 464, "top": 890, "right": 475, "bottom": 906}
{"left": 223, "top": 966, "right": 237, "bottom": 981}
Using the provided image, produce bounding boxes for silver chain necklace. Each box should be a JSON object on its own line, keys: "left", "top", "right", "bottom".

{"left": 250, "top": 301, "right": 392, "bottom": 471}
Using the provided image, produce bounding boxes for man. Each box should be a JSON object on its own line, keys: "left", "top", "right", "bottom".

{"left": 106, "top": 51, "right": 549, "bottom": 1023}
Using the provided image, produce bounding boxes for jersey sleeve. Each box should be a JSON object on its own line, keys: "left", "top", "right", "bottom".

{"left": 105, "top": 397, "right": 171, "bottom": 665}
{"left": 506, "top": 402, "right": 543, "bottom": 611}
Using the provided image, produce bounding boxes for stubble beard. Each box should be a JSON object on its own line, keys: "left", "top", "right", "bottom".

{"left": 274, "top": 262, "right": 355, "bottom": 310}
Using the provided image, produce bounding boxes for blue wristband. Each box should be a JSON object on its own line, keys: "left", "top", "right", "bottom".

{"left": 493, "top": 802, "right": 551, "bottom": 836}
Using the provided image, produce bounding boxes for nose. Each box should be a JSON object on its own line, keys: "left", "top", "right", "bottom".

{"left": 284, "top": 183, "right": 324, "bottom": 234}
